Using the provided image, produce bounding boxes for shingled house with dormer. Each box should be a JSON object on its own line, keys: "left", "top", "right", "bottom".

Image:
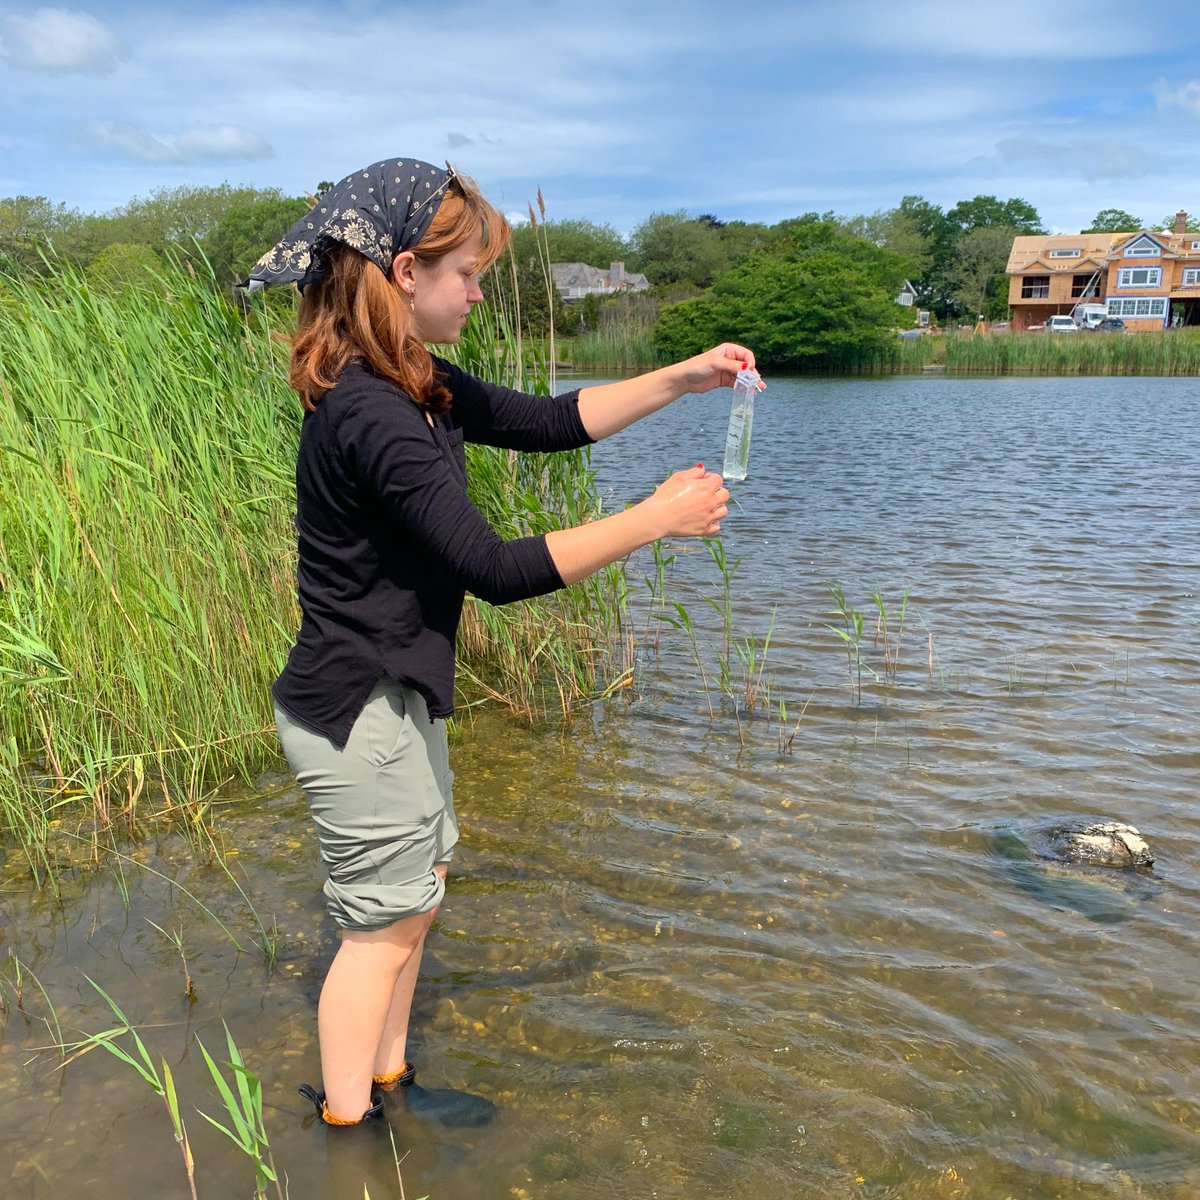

{"left": 1006, "top": 211, "right": 1200, "bottom": 331}
{"left": 550, "top": 260, "right": 650, "bottom": 302}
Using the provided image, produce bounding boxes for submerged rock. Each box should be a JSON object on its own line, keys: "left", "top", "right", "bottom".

{"left": 1033, "top": 819, "right": 1153, "bottom": 869}
{"left": 987, "top": 816, "right": 1158, "bottom": 924}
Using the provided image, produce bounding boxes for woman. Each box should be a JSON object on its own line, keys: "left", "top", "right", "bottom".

{"left": 247, "top": 159, "right": 753, "bottom": 1126}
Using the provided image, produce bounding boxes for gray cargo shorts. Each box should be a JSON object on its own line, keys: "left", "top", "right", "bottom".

{"left": 274, "top": 681, "right": 458, "bottom": 930}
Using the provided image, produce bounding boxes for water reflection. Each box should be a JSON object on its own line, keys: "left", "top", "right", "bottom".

{"left": 3, "top": 375, "right": 1200, "bottom": 1198}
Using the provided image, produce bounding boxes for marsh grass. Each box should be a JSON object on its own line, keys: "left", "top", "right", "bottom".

{"left": 0, "top": 257, "right": 629, "bottom": 872}
{"left": 65, "top": 982, "right": 285, "bottom": 1199}
{"left": 65, "top": 978, "right": 201, "bottom": 1199}
{"left": 943, "top": 328, "right": 1200, "bottom": 375}
{"left": 560, "top": 328, "right": 663, "bottom": 370}
{"left": 60, "top": 978, "right": 435, "bottom": 1200}
{"left": 868, "top": 587, "right": 908, "bottom": 682}
{"left": 827, "top": 585, "right": 873, "bottom": 705}
{"left": 0, "top": 262, "right": 296, "bottom": 866}
{"left": 836, "top": 328, "right": 1200, "bottom": 376}
{"left": 0, "top": 951, "right": 64, "bottom": 1051}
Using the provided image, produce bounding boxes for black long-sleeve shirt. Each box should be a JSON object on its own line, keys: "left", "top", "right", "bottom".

{"left": 272, "top": 357, "right": 593, "bottom": 747}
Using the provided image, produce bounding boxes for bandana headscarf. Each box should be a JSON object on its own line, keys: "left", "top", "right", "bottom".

{"left": 243, "top": 158, "right": 455, "bottom": 292}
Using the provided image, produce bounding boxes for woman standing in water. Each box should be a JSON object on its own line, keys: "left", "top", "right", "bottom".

{"left": 246, "top": 158, "right": 753, "bottom": 1126}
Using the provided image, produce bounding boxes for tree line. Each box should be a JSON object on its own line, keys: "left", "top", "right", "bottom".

{"left": 2, "top": 183, "right": 1191, "bottom": 369}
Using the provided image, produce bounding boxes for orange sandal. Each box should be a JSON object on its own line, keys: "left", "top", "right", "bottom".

{"left": 298, "top": 1083, "right": 384, "bottom": 1126}
{"left": 373, "top": 1061, "right": 416, "bottom": 1092}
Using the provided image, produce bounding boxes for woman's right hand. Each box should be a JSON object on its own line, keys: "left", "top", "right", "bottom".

{"left": 646, "top": 465, "right": 730, "bottom": 538}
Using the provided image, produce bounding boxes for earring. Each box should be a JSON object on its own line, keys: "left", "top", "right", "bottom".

{"left": 407, "top": 288, "right": 415, "bottom": 313}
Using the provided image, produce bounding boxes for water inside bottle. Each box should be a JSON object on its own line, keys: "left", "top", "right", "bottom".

{"left": 722, "top": 368, "right": 759, "bottom": 481}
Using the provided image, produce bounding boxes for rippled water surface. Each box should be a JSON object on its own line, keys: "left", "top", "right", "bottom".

{"left": 3, "top": 375, "right": 1199, "bottom": 1199}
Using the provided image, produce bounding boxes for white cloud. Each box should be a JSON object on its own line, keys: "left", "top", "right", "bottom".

{"left": 0, "top": 7, "right": 125, "bottom": 73}
{"left": 78, "top": 121, "right": 274, "bottom": 164}
{"left": 1154, "top": 78, "right": 1200, "bottom": 115}
{"left": 994, "top": 136, "right": 1151, "bottom": 181}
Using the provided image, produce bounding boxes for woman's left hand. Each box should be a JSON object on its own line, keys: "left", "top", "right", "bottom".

{"left": 673, "top": 343, "right": 760, "bottom": 395}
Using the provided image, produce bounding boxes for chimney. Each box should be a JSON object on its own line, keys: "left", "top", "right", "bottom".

{"left": 610, "top": 261, "right": 625, "bottom": 288}
{"left": 1174, "top": 210, "right": 1188, "bottom": 235}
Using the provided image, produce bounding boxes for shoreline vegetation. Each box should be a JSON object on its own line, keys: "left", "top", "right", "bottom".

{"left": 2, "top": 248, "right": 1199, "bottom": 883}
{"left": 554, "top": 326, "right": 1200, "bottom": 375}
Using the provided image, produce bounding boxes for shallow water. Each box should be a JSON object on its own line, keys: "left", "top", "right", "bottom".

{"left": 3, "top": 375, "right": 1199, "bottom": 1199}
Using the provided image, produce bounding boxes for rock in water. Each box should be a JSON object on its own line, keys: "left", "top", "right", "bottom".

{"left": 987, "top": 816, "right": 1158, "bottom": 924}
{"left": 1037, "top": 820, "right": 1153, "bottom": 869}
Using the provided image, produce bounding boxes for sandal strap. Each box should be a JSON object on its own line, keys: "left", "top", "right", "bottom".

{"left": 298, "top": 1083, "right": 384, "bottom": 1125}
{"left": 373, "top": 1061, "right": 416, "bottom": 1091}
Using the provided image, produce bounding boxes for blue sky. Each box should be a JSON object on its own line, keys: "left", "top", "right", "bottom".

{"left": 4, "top": 0, "right": 1200, "bottom": 235}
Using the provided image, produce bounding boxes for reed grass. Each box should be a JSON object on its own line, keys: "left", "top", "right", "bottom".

{"left": 0, "top": 258, "right": 627, "bottom": 872}
{"left": 558, "top": 329, "right": 664, "bottom": 370}
{"left": 816, "top": 328, "right": 1200, "bottom": 376}
{"left": 943, "top": 328, "right": 1200, "bottom": 375}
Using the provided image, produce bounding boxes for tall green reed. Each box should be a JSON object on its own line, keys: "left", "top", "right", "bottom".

{"left": 944, "top": 328, "right": 1200, "bottom": 375}
{"left": 0, "top": 256, "right": 628, "bottom": 870}
{"left": 0, "top": 261, "right": 295, "bottom": 862}
{"left": 560, "top": 328, "right": 663, "bottom": 370}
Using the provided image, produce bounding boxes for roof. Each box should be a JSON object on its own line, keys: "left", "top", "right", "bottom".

{"left": 549, "top": 262, "right": 650, "bottom": 291}
{"left": 550, "top": 262, "right": 609, "bottom": 289}
{"left": 1008, "top": 228, "right": 1200, "bottom": 274}
{"left": 1006, "top": 233, "right": 1124, "bottom": 274}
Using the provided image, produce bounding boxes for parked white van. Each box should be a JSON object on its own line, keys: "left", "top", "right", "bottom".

{"left": 1072, "top": 304, "right": 1107, "bottom": 330}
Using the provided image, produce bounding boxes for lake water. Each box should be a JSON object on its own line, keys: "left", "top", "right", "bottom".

{"left": 2, "top": 375, "right": 1199, "bottom": 1199}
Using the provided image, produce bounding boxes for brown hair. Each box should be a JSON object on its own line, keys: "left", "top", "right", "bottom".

{"left": 288, "top": 174, "right": 510, "bottom": 413}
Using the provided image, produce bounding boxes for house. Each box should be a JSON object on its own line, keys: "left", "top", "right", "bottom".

{"left": 549, "top": 260, "right": 650, "bottom": 302}
{"left": 1006, "top": 211, "right": 1200, "bottom": 331}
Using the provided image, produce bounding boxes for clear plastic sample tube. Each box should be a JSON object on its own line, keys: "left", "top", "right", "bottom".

{"left": 722, "top": 364, "right": 760, "bottom": 481}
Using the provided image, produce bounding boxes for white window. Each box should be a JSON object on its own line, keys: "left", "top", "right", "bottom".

{"left": 1191, "top": 240, "right": 1200, "bottom": 250}
{"left": 1117, "top": 266, "right": 1162, "bottom": 287}
{"left": 1107, "top": 297, "right": 1167, "bottom": 317}
{"left": 1049, "top": 248, "right": 1081, "bottom": 257}
{"left": 1123, "top": 236, "right": 1161, "bottom": 257}
{"left": 1183, "top": 267, "right": 1200, "bottom": 285}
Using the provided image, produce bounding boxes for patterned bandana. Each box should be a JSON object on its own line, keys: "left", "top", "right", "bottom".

{"left": 243, "top": 158, "right": 455, "bottom": 292}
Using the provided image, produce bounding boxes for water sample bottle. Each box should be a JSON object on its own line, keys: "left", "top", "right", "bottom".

{"left": 722, "top": 364, "right": 760, "bottom": 481}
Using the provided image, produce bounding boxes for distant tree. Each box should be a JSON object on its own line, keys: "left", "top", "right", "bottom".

{"left": 715, "top": 220, "right": 772, "bottom": 266}
{"left": 839, "top": 206, "right": 936, "bottom": 280}
{"left": 768, "top": 212, "right": 834, "bottom": 240}
{"left": 654, "top": 222, "right": 907, "bottom": 369}
{"left": 945, "top": 226, "right": 1017, "bottom": 320}
{"left": 628, "top": 211, "right": 729, "bottom": 287}
{"left": 85, "top": 243, "right": 164, "bottom": 293}
{"left": 1157, "top": 212, "right": 1200, "bottom": 233}
{"left": 0, "top": 195, "right": 83, "bottom": 273}
{"left": 1085, "top": 208, "right": 1142, "bottom": 232}
{"left": 946, "top": 195, "right": 1043, "bottom": 236}
{"left": 105, "top": 184, "right": 301, "bottom": 259}
{"left": 509, "top": 218, "right": 626, "bottom": 268}
{"left": 206, "top": 195, "right": 311, "bottom": 285}
{"left": 901, "top": 195, "right": 1041, "bottom": 320}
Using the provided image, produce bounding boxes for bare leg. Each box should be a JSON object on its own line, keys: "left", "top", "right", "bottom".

{"left": 372, "top": 863, "right": 447, "bottom": 1080}
{"left": 318, "top": 908, "right": 435, "bottom": 1119}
